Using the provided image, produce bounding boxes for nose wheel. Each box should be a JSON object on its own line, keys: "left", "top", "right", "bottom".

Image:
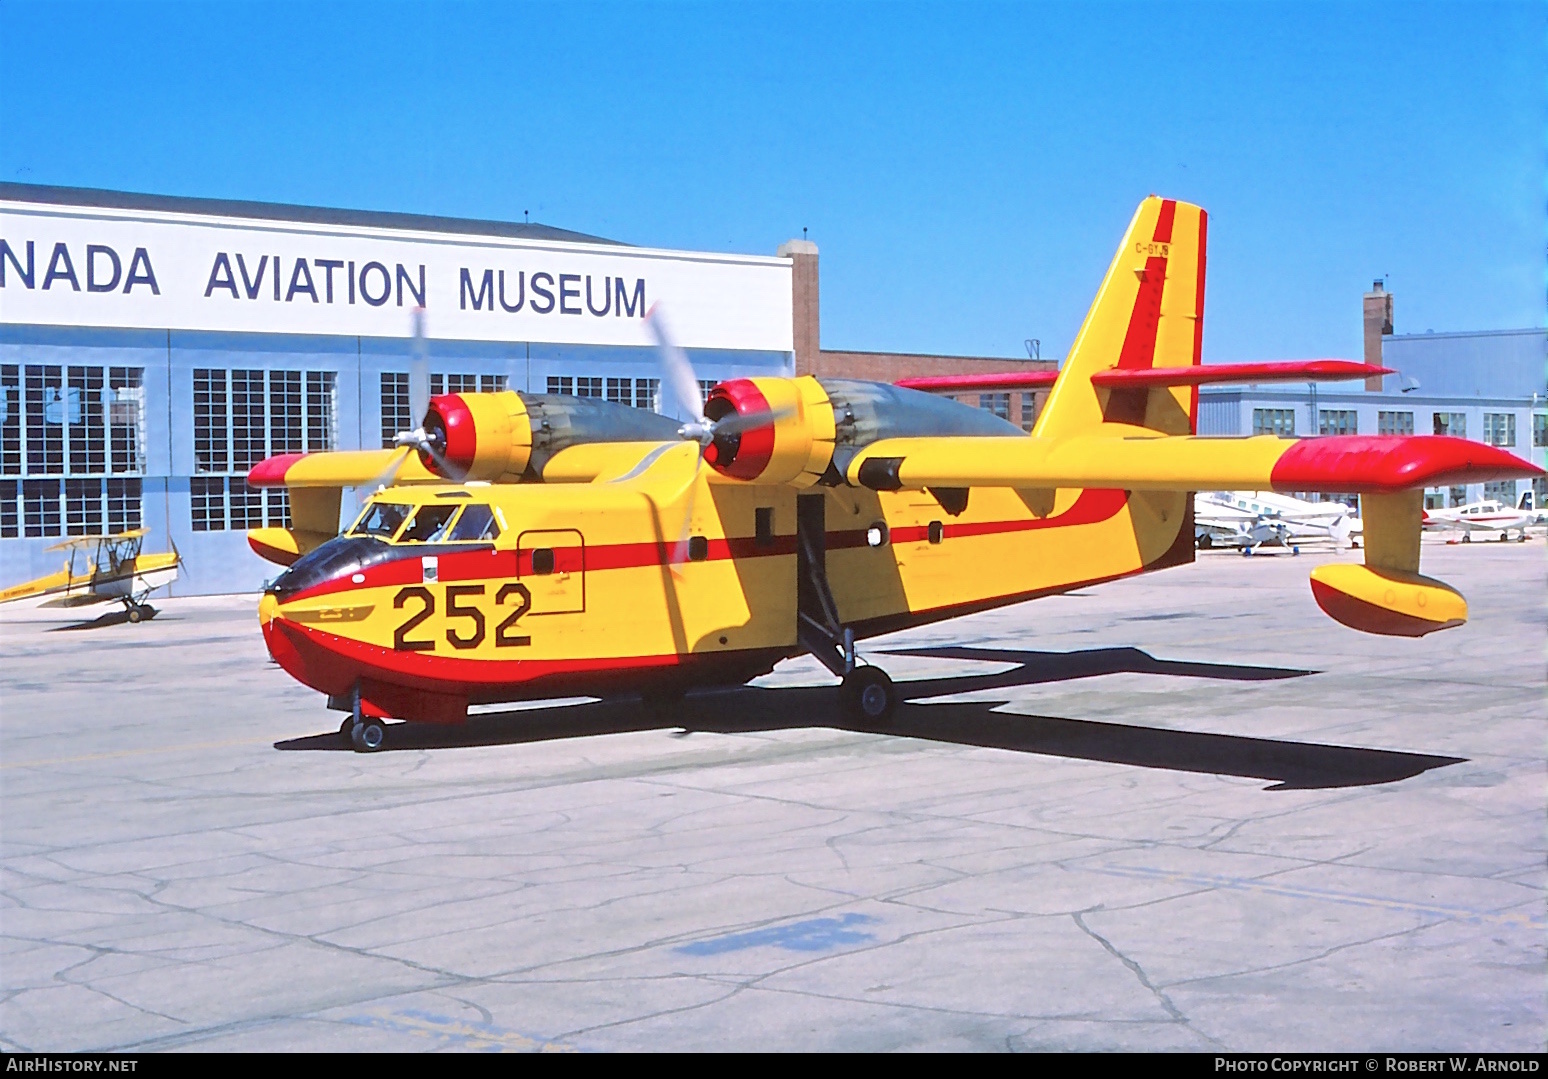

{"left": 340, "top": 685, "right": 388, "bottom": 752}
{"left": 841, "top": 666, "right": 897, "bottom": 727}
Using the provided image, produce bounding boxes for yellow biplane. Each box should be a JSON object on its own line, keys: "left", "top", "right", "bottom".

{"left": 244, "top": 196, "right": 1542, "bottom": 751}
{"left": 0, "top": 529, "right": 181, "bottom": 622}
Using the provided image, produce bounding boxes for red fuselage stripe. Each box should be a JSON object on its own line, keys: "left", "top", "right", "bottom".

{"left": 281, "top": 489, "right": 1132, "bottom": 605}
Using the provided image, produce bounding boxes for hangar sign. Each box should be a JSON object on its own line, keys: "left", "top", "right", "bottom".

{"left": 0, "top": 199, "right": 793, "bottom": 353}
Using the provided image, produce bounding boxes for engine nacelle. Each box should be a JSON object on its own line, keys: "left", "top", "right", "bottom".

{"left": 701, "top": 375, "right": 1023, "bottom": 486}
{"left": 420, "top": 390, "right": 682, "bottom": 482}
{"left": 703, "top": 376, "right": 836, "bottom": 486}
{"left": 421, "top": 391, "right": 533, "bottom": 482}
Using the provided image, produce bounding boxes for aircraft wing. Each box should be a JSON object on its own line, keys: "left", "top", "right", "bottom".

{"left": 846, "top": 430, "right": 1542, "bottom": 494}
{"left": 0, "top": 567, "right": 80, "bottom": 605}
{"left": 246, "top": 449, "right": 440, "bottom": 488}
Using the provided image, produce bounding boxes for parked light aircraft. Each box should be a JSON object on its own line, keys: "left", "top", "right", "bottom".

{"left": 1515, "top": 489, "right": 1546, "bottom": 525}
{"left": 244, "top": 197, "right": 1541, "bottom": 751}
{"left": 1194, "top": 490, "right": 1361, "bottom": 552}
{"left": 1422, "top": 499, "right": 1534, "bottom": 542}
{"left": 0, "top": 529, "right": 180, "bottom": 621}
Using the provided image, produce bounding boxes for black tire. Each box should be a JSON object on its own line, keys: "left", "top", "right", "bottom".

{"left": 351, "top": 720, "right": 386, "bottom": 753}
{"left": 841, "top": 666, "right": 896, "bottom": 727}
{"left": 126, "top": 606, "right": 143, "bottom": 624}
{"left": 1196, "top": 534, "right": 1212, "bottom": 550}
{"left": 339, "top": 716, "right": 356, "bottom": 744}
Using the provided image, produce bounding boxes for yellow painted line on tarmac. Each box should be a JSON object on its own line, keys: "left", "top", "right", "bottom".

{"left": 1, "top": 736, "right": 287, "bottom": 770}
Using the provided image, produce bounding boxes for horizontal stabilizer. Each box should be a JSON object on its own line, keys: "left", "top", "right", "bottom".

{"left": 896, "top": 371, "right": 1060, "bottom": 393}
{"left": 896, "top": 360, "right": 1389, "bottom": 396}
{"left": 1089, "top": 360, "right": 1390, "bottom": 388}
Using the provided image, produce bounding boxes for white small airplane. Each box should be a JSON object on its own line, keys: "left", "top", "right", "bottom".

{"left": 1195, "top": 491, "right": 1361, "bottom": 553}
{"left": 1516, "top": 489, "right": 1547, "bottom": 525}
{"left": 1422, "top": 499, "right": 1534, "bottom": 542}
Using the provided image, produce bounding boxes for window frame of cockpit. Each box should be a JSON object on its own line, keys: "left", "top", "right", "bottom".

{"left": 348, "top": 498, "right": 502, "bottom": 544}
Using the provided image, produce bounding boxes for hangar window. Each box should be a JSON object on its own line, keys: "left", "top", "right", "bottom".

{"left": 192, "top": 368, "right": 335, "bottom": 530}
{"left": 1252, "top": 409, "right": 1295, "bottom": 437}
{"left": 606, "top": 377, "right": 661, "bottom": 410}
{"left": 545, "top": 375, "right": 608, "bottom": 399}
{"left": 1020, "top": 392, "right": 1040, "bottom": 433}
{"left": 1377, "top": 411, "right": 1414, "bottom": 436}
{"left": 1449, "top": 485, "right": 1467, "bottom": 507}
{"left": 22, "top": 479, "right": 61, "bottom": 537}
{"left": 432, "top": 373, "right": 505, "bottom": 397}
{"left": 0, "top": 364, "right": 146, "bottom": 537}
{"left": 1483, "top": 413, "right": 1515, "bottom": 448}
{"left": 1483, "top": 481, "right": 1518, "bottom": 504}
{"left": 107, "top": 479, "right": 142, "bottom": 533}
{"left": 1318, "top": 410, "right": 1358, "bottom": 436}
{"left": 1433, "top": 412, "right": 1466, "bottom": 438}
{"left": 978, "top": 393, "right": 1010, "bottom": 420}
{"left": 380, "top": 373, "right": 412, "bottom": 447}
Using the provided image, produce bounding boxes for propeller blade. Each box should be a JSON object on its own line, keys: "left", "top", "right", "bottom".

{"left": 710, "top": 404, "right": 796, "bottom": 438}
{"left": 409, "top": 306, "right": 431, "bottom": 424}
{"left": 366, "top": 445, "right": 415, "bottom": 496}
{"left": 644, "top": 303, "right": 704, "bottom": 424}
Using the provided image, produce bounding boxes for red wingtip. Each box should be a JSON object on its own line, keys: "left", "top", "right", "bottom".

{"left": 247, "top": 453, "right": 306, "bottom": 488}
{"left": 1271, "top": 436, "right": 1543, "bottom": 493}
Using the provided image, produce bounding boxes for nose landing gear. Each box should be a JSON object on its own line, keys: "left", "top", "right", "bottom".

{"left": 338, "top": 684, "right": 388, "bottom": 752}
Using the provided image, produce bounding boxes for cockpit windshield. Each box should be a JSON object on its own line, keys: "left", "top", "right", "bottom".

{"left": 449, "top": 504, "right": 500, "bottom": 542}
{"left": 350, "top": 502, "right": 412, "bottom": 538}
{"left": 348, "top": 500, "right": 501, "bottom": 544}
{"left": 399, "top": 504, "right": 459, "bottom": 543}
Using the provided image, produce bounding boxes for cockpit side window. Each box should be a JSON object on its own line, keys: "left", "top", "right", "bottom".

{"left": 400, "top": 504, "right": 459, "bottom": 543}
{"left": 351, "top": 502, "right": 412, "bottom": 539}
{"left": 449, "top": 503, "right": 500, "bottom": 542}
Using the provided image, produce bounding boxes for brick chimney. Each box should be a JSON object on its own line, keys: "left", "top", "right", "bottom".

{"left": 1363, "top": 280, "right": 1392, "bottom": 391}
{"left": 778, "top": 239, "right": 820, "bottom": 375}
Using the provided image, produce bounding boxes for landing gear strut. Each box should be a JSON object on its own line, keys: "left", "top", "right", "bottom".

{"left": 794, "top": 494, "right": 896, "bottom": 727}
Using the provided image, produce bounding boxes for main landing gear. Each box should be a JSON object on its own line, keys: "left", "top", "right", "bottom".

{"left": 840, "top": 665, "right": 897, "bottom": 726}
{"left": 338, "top": 685, "right": 387, "bottom": 752}
{"left": 795, "top": 491, "right": 898, "bottom": 727}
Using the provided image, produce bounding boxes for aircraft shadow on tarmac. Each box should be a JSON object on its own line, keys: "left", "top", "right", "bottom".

{"left": 274, "top": 645, "right": 1465, "bottom": 790}
{"left": 44, "top": 606, "right": 158, "bottom": 631}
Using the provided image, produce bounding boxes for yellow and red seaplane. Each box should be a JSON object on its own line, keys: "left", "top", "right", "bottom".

{"left": 245, "top": 197, "right": 1541, "bottom": 751}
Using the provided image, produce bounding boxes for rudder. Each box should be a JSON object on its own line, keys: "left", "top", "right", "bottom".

{"left": 1034, "top": 196, "right": 1207, "bottom": 439}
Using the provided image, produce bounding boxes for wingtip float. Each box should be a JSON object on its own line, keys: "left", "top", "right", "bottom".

{"left": 241, "top": 195, "right": 1541, "bottom": 746}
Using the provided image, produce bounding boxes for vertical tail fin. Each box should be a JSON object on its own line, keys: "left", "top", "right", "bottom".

{"left": 1035, "top": 196, "right": 1207, "bottom": 439}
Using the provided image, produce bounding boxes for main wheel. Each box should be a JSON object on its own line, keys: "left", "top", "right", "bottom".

{"left": 1196, "top": 534, "right": 1212, "bottom": 550}
{"left": 339, "top": 716, "right": 356, "bottom": 744}
{"left": 841, "top": 666, "right": 896, "bottom": 727}
{"left": 126, "top": 605, "right": 143, "bottom": 623}
{"left": 1461, "top": 533, "right": 1471, "bottom": 543}
{"left": 350, "top": 720, "right": 387, "bottom": 752}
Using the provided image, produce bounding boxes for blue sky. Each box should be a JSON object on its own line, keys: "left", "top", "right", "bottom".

{"left": 1, "top": 0, "right": 1540, "bottom": 361}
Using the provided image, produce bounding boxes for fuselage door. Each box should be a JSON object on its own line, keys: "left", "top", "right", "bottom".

{"left": 518, "top": 529, "right": 586, "bottom": 614}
